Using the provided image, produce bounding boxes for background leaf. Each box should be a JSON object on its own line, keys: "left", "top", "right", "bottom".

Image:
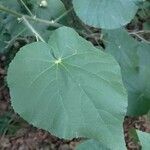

{"left": 0, "top": 0, "right": 21, "bottom": 53}
{"left": 7, "top": 27, "right": 127, "bottom": 149}
{"left": 137, "top": 130, "right": 150, "bottom": 150}
{"left": 73, "top": 0, "right": 139, "bottom": 29}
{"left": 103, "top": 28, "right": 150, "bottom": 116}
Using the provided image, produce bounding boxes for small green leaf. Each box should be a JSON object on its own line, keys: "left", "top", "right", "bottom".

{"left": 137, "top": 130, "right": 150, "bottom": 150}
{"left": 7, "top": 27, "right": 127, "bottom": 149}
{"left": 73, "top": 0, "right": 139, "bottom": 29}
{"left": 103, "top": 28, "right": 150, "bottom": 116}
{"left": 75, "top": 139, "right": 110, "bottom": 150}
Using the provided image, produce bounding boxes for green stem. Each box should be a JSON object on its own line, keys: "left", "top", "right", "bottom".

{"left": 22, "top": 16, "right": 45, "bottom": 42}
{"left": 19, "top": 0, "right": 34, "bottom": 17}
{"left": 0, "top": 4, "right": 62, "bottom": 28}
{"left": 54, "top": 7, "right": 73, "bottom": 22}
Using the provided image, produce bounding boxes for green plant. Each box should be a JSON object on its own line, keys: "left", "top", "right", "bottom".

{"left": 137, "top": 130, "right": 150, "bottom": 149}
{"left": 0, "top": 112, "right": 21, "bottom": 135}
{"left": 0, "top": 0, "right": 150, "bottom": 149}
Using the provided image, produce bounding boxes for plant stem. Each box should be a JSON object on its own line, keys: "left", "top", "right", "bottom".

{"left": 0, "top": 4, "right": 62, "bottom": 28}
{"left": 54, "top": 7, "right": 73, "bottom": 22}
{"left": 5, "top": 28, "right": 27, "bottom": 50}
{"left": 129, "top": 32, "right": 150, "bottom": 44}
{"left": 22, "top": 16, "right": 45, "bottom": 42}
{"left": 0, "top": 4, "right": 21, "bottom": 18}
{"left": 128, "top": 30, "right": 150, "bottom": 34}
{"left": 19, "top": 0, "right": 34, "bottom": 17}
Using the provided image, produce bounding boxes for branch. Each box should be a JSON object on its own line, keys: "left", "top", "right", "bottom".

{"left": 19, "top": 0, "right": 34, "bottom": 17}
{"left": 129, "top": 30, "right": 150, "bottom": 44}
{"left": 129, "top": 30, "right": 150, "bottom": 34}
{"left": 0, "top": 4, "right": 62, "bottom": 28}
{"left": 22, "top": 16, "right": 45, "bottom": 42}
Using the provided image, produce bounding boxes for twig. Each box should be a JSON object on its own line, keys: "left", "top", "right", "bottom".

{"left": 129, "top": 30, "right": 150, "bottom": 34}
{"left": 54, "top": 7, "right": 73, "bottom": 22}
{"left": 19, "top": 0, "right": 34, "bottom": 17}
{"left": 129, "top": 32, "right": 150, "bottom": 44}
{"left": 0, "top": 4, "right": 62, "bottom": 28}
{"left": 22, "top": 16, "right": 45, "bottom": 42}
{"left": 4, "top": 28, "right": 27, "bottom": 49}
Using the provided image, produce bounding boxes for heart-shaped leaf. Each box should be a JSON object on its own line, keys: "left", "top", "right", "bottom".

{"left": 73, "top": 0, "right": 139, "bottom": 29}
{"left": 7, "top": 27, "right": 127, "bottom": 149}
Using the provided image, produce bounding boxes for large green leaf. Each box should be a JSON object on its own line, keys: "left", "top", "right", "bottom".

{"left": 7, "top": 27, "right": 127, "bottom": 149}
{"left": 103, "top": 28, "right": 150, "bottom": 116}
{"left": 75, "top": 139, "right": 110, "bottom": 150}
{"left": 72, "top": 0, "right": 139, "bottom": 29}
{"left": 137, "top": 130, "right": 150, "bottom": 150}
